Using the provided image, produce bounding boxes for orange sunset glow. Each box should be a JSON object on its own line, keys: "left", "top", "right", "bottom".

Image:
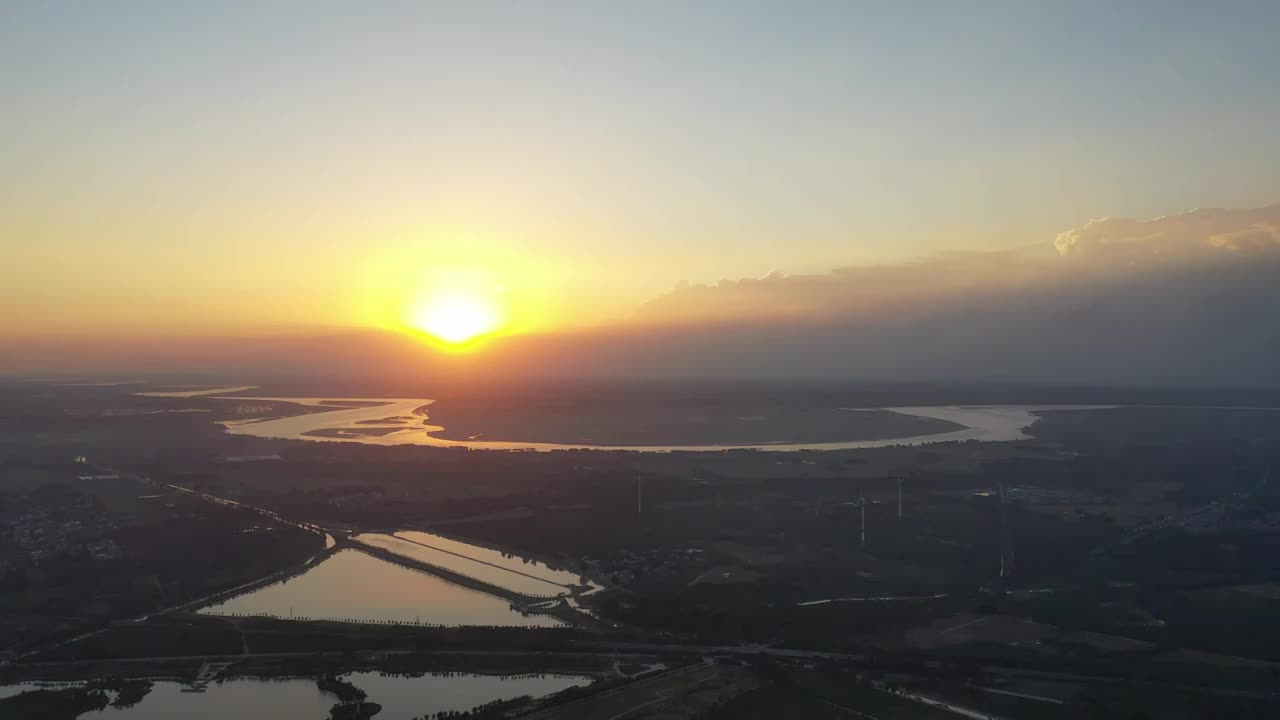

{"left": 0, "top": 2, "right": 1276, "bottom": 388}
{"left": 3, "top": 7, "right": 1280, "bottom": 716}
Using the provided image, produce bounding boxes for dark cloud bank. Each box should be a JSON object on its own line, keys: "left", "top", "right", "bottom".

{"left": 599, "top": 203, "right": 1280, "bottom": 386}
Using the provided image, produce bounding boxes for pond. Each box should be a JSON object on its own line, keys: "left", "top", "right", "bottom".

{"left": 198, "top": 549, "right": 563, "bottom": 627}
{"left": 340, "top": 671, "right": 591, "bottom": 719}
{"left": 1, "top": 672, "right": 593, "bottom": 719}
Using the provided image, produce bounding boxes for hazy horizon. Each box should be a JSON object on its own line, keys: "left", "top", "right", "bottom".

{"left": 7, "top": 7, "right": 1280, "bottom": 715}
{"left": 3, "top": 2, "right": 1279, "bottom": 384}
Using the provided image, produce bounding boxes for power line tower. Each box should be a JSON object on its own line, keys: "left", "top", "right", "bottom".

{"left": 895, "top": 477, "right": 905, "bottom": 520}
{"left": 998, "top": 481, "right": 1008, "bottom": 580}
{"left": 858, "top": 491, "right": 866, "bottom": 547}
{"left": 637, "top": 474, "right": 643, "bottom": 514}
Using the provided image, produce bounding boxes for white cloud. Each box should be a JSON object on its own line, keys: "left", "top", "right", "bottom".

{"left": 1054, "top": 204, "right": 1280, "bottom": 257}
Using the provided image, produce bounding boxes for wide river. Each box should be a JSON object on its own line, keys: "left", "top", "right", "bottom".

{"left": 211, "top": 396, "right": 1112, "bottom": 452}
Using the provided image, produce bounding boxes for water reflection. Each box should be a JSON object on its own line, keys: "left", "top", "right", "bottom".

{"left": 0, "top": 682, "right": 77, "bottom": 700}
{"left": 199, "top": 549, "right": 562, "bottom": 627}
{"left": 2, "top": 673, "right": 592, "bottom": 720}
{"left": 341, "top": 671, "right": 590, "bottom": 720}
{"left": 97, "top": 679, "right": 330, "bottom": 719}
{"left": 395, "top": 531, "right": 583, "bottom": 586}
{"left": 355, "top": 534, "right": 566, "bottom": 597}
{"left": 207, "top": 395, "right": 1113, "bottom": 452}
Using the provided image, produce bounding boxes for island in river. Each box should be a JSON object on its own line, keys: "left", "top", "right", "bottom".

{"left": 422, "top": 401, "right": 963, "bottom": 446}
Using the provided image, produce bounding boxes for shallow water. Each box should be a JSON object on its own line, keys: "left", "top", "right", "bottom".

{"left": 208, "top": 395, "right": 1113, "bottom": 451}
{"left": 52, "top": 679, "right": 331, "bottom": 720}
{"left": 396, "top": 530, "right": 583, "bottom": 586}
{"left": 2, "top": 673, "right": 590, "bottom": 720}
{"left": 354, "top": 534, "right": 567, "bottom": 598}
{"left": 0, "top": 681, "right": 77, "bottom": 700}
{"left": 198, "top": 549, "right": 562, "bottom": 627}
{"left": 341, "top": 671, "right": 591, "bottom": 719}
{"left": 135, "top": 386, "right": 257, "bottom": 398}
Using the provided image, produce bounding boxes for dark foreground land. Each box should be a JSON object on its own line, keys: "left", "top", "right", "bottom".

{"left": 3, "top": 380, "right": 1280, "bottom": 718}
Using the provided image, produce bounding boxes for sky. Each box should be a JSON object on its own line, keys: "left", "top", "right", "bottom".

{"left": 3, "top": 2, "right": 1279, "bottom": 351}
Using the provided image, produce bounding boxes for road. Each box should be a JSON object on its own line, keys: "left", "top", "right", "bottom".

{"left": 7, "top": 475, "right": 333, "bottom": 663}
{"left": 12, "top": 637, "right": 1277, "bottom": 701}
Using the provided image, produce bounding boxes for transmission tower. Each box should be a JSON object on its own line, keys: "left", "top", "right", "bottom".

{"left": 858, "top": 491, "right": 866, "bottom": 547}
{"left": 998, "top": 481, "right": 1008, "bottom": 579}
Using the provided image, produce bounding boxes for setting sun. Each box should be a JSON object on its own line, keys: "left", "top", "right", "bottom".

{"left": 411, "top": 293, "right": 502, "bottom": 345}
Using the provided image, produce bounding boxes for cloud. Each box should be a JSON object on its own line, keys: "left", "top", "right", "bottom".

{"left": 635, "top": 203, "right": 1280, "bottom": 328}
{"left": 1209, "top": 225, "right": 1280, "bottom": 252}
{"left": 600, "top": 203, "right": 1280, "bottom": 385}
{"left": 7, "top": 204, "right": 1278, "bottom": 387}
{"left": 1054, "top": 204, "right": 1280, "bottom": 258}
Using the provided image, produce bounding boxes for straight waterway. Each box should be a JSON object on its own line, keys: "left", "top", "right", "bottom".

{"left": 396, "top": 530, "right": 584, "bottom": 587}
{"left": 354, "top": 533, "right": 570, "bottom": 598}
